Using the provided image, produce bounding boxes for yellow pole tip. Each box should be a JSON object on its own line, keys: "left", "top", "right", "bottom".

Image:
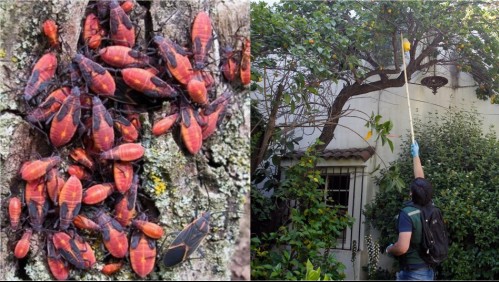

{"left": 403, "top": 38, "right": 411, "bottom": 52}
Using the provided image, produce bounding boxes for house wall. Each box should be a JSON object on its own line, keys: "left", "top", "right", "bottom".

{"left": 281, "top": 69, "right": 499, "bottom": 279}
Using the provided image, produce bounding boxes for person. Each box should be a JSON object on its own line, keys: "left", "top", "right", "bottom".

{"left": 385, "top": 141, "right": 435, "bottom": 280}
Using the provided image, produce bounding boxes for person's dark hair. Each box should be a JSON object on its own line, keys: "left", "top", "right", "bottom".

{"left": 410, "top": 177, "right": 433, "bottom": 206}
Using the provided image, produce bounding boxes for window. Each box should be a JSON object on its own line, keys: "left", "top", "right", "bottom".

{"left": 324, "top": 173, "right": 350, "bottom": 212}
{"left": 320, "top": 166, "right": 366, "bottom": 250}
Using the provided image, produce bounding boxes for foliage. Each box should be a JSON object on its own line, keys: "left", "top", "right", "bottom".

{"left": 251, "top": 141, "right": 355, "bottom": 280}
{"left": 377, "top": 164, "right": 406, "bottom": 193}
{"left": 253, "top": 0, "right": 497, "bottom": 99}
{"left": 251, "top": 0, "right": 498, "bottom": 152}
{"left": 303, "top": 259, "right": 331, "bottom": 281}
{"left": 365, "top": 112, "right": 394, "bottom": 152}
{"left": 250, "top": 184, "right": 275, "bottom": 223}
{"left": 363, "top": 108, "right": 499, "bottom": 280}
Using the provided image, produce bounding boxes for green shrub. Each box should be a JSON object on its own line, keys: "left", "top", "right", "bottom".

{"left": 364, "top": 108, "right": 499, "bottom": 280}
{"left": 251, "top": 142, "right": 355, "bottom": 280}
{"left": 303, "top": 259, "right": 331, "bottom": 281}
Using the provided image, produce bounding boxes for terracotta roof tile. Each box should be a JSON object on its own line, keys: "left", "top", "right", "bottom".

{"left": 283, "top": 147, "right": 375, "bottom": 162}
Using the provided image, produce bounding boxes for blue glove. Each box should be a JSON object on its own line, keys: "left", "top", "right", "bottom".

{"left": 411, "top": 141, "right": 419, "bottom": 157}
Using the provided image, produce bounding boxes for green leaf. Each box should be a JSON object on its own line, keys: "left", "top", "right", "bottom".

{"left": 304, "top": 259, "right": 321, "bottom": 281}
{"left": 290, "top": 100, "right": 296, "bottom": 113}
{"left": 387, "top": 138, "right": 394, "bottom": 152}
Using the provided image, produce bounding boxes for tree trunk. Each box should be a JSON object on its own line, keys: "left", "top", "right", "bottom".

{"left": 316, "top": 72, "right": 409, "bottom": 152}
{"left": 251, "top": 83, "right": 284, "bottom": 176}
{"left": 0, "top": 0, "right": 249, "bottom": 280}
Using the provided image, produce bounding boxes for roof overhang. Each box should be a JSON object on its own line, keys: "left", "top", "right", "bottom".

{"left": 283, "top": 146, "right": 376, "bottom": 162}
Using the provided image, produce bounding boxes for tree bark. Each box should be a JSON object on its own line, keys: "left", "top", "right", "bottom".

{"left": 251, "top": 83, "right": 284, "bottom": 176}
{"left": 0, "top": 0, "right": 249, "bottom": 280}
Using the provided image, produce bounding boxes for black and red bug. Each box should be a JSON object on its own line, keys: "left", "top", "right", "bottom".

{"left": 162, "top": 211, "right": 211, "bottom": 267}
{"left": 49, "top": 87, "right": 81, "bottom": 148}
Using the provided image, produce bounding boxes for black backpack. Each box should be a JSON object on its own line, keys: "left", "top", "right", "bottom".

{"left": 410, "top": 203, "right": 450, "bottom": 266}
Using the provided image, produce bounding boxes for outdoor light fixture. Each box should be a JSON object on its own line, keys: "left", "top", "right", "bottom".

{"left": 421, "top": 65, "right": 448, "bottom": 94}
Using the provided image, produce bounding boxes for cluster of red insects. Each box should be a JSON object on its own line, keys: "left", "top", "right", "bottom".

{"left": 7, "top": 0, "right": 250, "bottom": 279}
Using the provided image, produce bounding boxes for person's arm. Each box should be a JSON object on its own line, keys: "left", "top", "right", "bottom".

{"left": 412, "top": 141, "right": 424, "bottom": 178}
{"left": 386, "top": 211, "right": 412, "bottom": 256}
{"left": 386, "top": 232, "right": 411, "bottom": 256}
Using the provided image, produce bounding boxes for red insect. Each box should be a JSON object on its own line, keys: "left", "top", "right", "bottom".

{"left": 47, "top": 237, "right": 70, "bottom": 280}
{"left": 180, "top": 105, "right": 203, "bottom": 154}
{"left": 191, "top": 11, "right": 213, "bottom": 70}
{"left": 122, "top": 104, "right": 141, "bottom": 130}
{"left": 46, "top": 168, "right": 65, "bottom": 205}
{"left": 26, "top": 87, "right": 70, "bottom": 123}
{"left": 72, "top": 233, "right": 96, "bottom": 269}
{"left": 69, "top": 147, "right": 95, "bottom": 170}
{"left": 8, "top": 196, "right": 22, "bottom": 231}
{"left": 130, "top": 230, "right": 156, "bottom": 278}
{"left": 20, "top": 156, "right": 61, "bottom": 182}
{"left": 68, "top": 164, "right": 92, "bottom": 181}
{"left": 186, "top": 77, "right": 208, "bottom": 105}
{"left": 154, "top": 35, "right": 194, "bottom": 85}
{"left": 80, "top": 92, "right": 93, "bottom": 108}
{"left": 14, "top": 229, "right": 33, "bottom": 259}
{"left": 83, "top": 13, "right": 105, "bottom": 49}
{"left": 221, "top": 47, "right": 239, "bottom": 82}
{"left": 152, "top": 112, "right": 178, "bottom": 137}
{"left": 114, "top": 174, "right": 138, "bottom": 227}
{"left": 162, "top": 212, "right": 211, "bottom": 267}
{"left": 74, "top": 54, "right": 116, "bottom": 96}
{"left": 73, "top": 214, "right": 101, "bottom": 232}
{"left": 101, "top": 261, "right": 124, "bottom": 275}
{"left": 240, "top": 37, "right": 251, "bottom": 86}
{"left": 58, "top": 175, "right": 83, "bottom": 230}
{"left": 49, "top": 87, "right": 81, "bottom": 148}
{"left": 94, "top": 210, "right": 129, "bottom": 258}
{"left": 194, "top": 70, "right": 215, "bottom": 89}
{"left": 82, "top": 183, "right": 114, "bottom": 205}
{"left": 92, "top": 96, "right": 115, "bottom": 151}
{"left": 122, "top": 68, "right": 177, "bottom": 99}
{"left": 120, "top": 0, "right": 134, "bottom": 13}
{"left": 25, "top": 179, "right": 48, "bottom": 231}
{"left": 114, "top": 116, "right": 139, "bottom": 143}
{"left": 69, "top": 61, "right": 82, "bottom": 85}
{"left": 100, "top": 143, "right": 145, "bottom": 161}
{"left": 200, "top": 91, "right": 231, "bottom": 140}
{"left": 99, "top": 46, "right": 150, "bottom": 68}
{"left": 132, "top": 214, "right": 164, "bottom": 239}
{"left": 144, "top": 66, "right": 160, "bottom": 75}
{"left": 113, "top": 161, "right": 133, "bottom": 193}
{"left": 52, "top": 231, "right": 86, "bottom": 269}
{"left": 109, "top": 0, "right": 135, "bottom": 47}
{"left": 24, "top": 52, "right": 57, "bottom": 101}
{"left": 42, "top": 19, "right": 59, "bottom": 48}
